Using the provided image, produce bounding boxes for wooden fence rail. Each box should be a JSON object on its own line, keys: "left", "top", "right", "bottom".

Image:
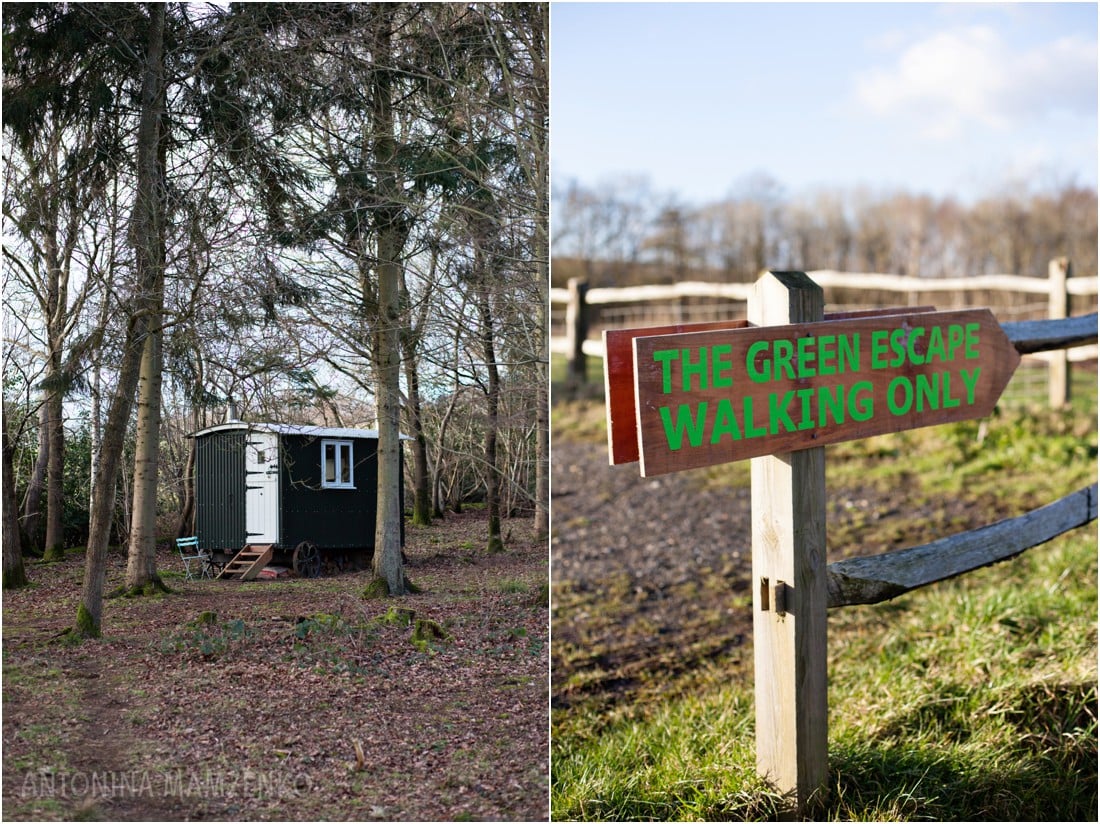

{"left": 552, "top": 260, "right": 1099, "bottom": 407}
{"left": 827, "top": 483, "right": 1097, "bottom": 608}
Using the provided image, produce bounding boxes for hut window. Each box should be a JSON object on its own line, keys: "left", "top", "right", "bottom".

{"left": 321, "top": 439, "right": 354, "bottom": 489}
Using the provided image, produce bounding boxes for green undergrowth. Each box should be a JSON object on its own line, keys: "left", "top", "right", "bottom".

{"left": 159, "top": 605, "right": 456, "bottom": 669}
{"left": 827, "top": 401, "right": 1096, "bottom": 501}
{"left": 552, "top": 526, "right": 1097, "bottom": 821}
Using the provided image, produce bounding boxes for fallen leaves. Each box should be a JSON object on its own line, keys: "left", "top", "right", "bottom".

{"left": 3, "top": 511, "right": 548, "bottom": 821}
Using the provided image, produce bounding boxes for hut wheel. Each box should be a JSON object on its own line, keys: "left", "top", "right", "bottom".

{"left": 293, "top": 541, "right": 322, "bottom": 578}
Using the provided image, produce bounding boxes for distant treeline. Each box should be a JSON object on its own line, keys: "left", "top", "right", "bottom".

{"left": 552, "top": 174, "right": 1097, "bottom": 288}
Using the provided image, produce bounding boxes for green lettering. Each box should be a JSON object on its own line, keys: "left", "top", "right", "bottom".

{"left": 710, "top": 397, "right": 742, "bottom": 443}
{"left": 817, "top": 334, "right": 836, "bottom": 376}
{"left": 964, "top": 323, "right": 980, "bottom": 359}
{"left": 743, "top": 397, "right": 767, "bottom": 438}
{"left": 946, "top": 324, "right": 964, "bottom": 360}
{"left": 960, "top": 366, "right": 980, "bottom": 404}
{"left": 820, "top": 384, "right": 845, "bottom": 426}
{"left": 915, "top": 372, "right": 940, "bottom": 411}
{"left": 849, "top": 381, "right": 874, "bottom": 422}
{"left": 907, "top": 327, "right": 926, "bottom": 365}
{"left": 658, "top": 403, "right": 708, "bottom": 451}
{"left": 889, "top": 328, "right": 908, "bottom": 368}
{"left": 797, "top": 336, "right": 816, "bottom": 378}
{"left": 941, "top": 371, "right": 961, "bottom": 408}
{"left": 871, "top": 330, "right": 889, "bottom": 369}
{"left": 773, "top": 339, "right": 795, "bottom": 380}
{"left": 926, "top": 325, "right": 946, "bottom": 362}
{"left": 712, "top": 344, "right": 733, "bottom": 389}
{"left": 746, "top": 341, "right": 771, "bottom": 383}
{"left": 887, "top": 376, "right": 913, "bottom": 416}
{"left": 797, "top": 388, "right": 816, "bottom": 430}
{"left": 768, "top": 390, "right": 797, "bottom": 434}
{"left": 653, "top": 349, "right": 679, "bottom": 394}
{"left": 681, "top": 348, "right": 708, "bottom": 392}
{"left": 838, "top": 333, "right": 860, "bottom": 374}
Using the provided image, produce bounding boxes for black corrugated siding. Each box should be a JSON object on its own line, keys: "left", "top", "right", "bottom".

{"left": 280, "top": 434, "right": 380, "bottom": 550}
{"left": 194, "top": 430, "right": 246, "bottom": 552}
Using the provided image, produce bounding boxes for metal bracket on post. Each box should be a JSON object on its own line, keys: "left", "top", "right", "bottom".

{"left": 759, "top": 577, "right": 789, "bottom": 616}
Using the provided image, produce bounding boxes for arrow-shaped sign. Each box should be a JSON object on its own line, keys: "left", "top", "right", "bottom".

{"left": 631, "top": 308, "right": 1020, "bottom": 477}
{"left": 604, "top": 307, "right": 937, "bottom": 466}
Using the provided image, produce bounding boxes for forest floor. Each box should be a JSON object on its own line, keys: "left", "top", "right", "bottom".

{"left": 2, "top": 509, "right": 548, "bottom": 822}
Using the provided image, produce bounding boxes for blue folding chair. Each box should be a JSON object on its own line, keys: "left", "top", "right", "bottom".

{"left": 176, "top": 536, "right": 212, "bottom": 580}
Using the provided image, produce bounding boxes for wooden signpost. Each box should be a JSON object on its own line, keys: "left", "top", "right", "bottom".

{"left": 604, "top": 271, "right": 1023, "bottom": 815}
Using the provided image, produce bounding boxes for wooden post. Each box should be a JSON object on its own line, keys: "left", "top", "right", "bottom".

{"left": 1048, "top": 258, "right": 1070, "bottom": 408}
{"left": 749, "top": 271, "right": 828, "bottom": 815}
{"left": 566, "top": 277, "right": 589, "bottom": 387}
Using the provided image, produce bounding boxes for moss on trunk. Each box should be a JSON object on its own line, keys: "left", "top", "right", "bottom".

{"left": 109, "top": 576, "right": 171, "bottom": 599}
{"left": 74, "top": 602, "right": 100, "bottom": 639}
{"left": 362, "top": 573, "right": 421, "bottom": 599}
{"left": 3, "top": 563, "right": 29, "bottom": 590}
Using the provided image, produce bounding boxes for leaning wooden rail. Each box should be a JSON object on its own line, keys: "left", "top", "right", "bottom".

{"left": 827, "top": 483, "right": 1097, "bottom": 608}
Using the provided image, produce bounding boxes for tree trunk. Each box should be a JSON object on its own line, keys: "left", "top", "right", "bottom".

{"left": 369, "top": 11, "right": 408, "bottom": 596}
{"left": 123, "top": 1, "right": 169, "bottom": 598}
{"left": 89, "top": 345, "right": 102, "bottom": 522}
{"left": 76, "top": 1, "right": 166, "bottom": 637}
{"left": 176, "top": 436, "right": 196, "bottom": 538}
{"left": 3, "top": 411, "right": 29, "bottom": 589}
{"left": 20, "top": 401, "right": 48, "bottom": 554}
{"left": 42, "top": 376, "right": 65, "bottom": 561}
{"left": 432, "top": 386, "right": 461, "bottom": 518}
{"left": 477, "top": 263, "right": 504, "bottom": 554}
{"left": 123, "top": 323, "right": 167, "bottom": 594}
{"left": 533, "top": 345, "right": 549, "bottom": 541}
{"left": 532, "top": 224, "right": 549, "bottom": 541}
{"left": 403, "top": 353, "right": 432, "bottom": 526}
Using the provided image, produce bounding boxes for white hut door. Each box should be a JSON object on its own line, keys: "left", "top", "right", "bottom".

{"left": 245, "top": 432, "right": 280, "bottom": 544}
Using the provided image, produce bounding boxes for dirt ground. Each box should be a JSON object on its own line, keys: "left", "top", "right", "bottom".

{"left": 551, "top": 435, "right": 1027, "bottom": 711}
{"left": 2, "top": 511, "right": 548, "bottom": 821}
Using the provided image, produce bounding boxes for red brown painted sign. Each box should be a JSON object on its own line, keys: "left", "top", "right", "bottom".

{"left": 604, "top": 307, "right": 936, "bottom": 466}
{"left": 630, "top": 308, "right": 1020, "bottom": 477}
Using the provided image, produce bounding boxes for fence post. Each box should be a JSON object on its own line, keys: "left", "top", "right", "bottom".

{"left": 566, "top": 277, "right": 589, "bottom": 387}
{"left": 749, "top": 272, "right": 829, "bottom": 816}
{"left": 1048, "top": 258, "right": 1071, "bottom": 408}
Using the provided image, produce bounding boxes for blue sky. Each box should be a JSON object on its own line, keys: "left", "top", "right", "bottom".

{"left": 551, "top": 2, "right": 1098, "bottom": 204}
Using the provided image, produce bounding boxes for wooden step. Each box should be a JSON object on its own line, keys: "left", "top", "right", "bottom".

{"left": 217, "top": 544, "right": 274, "bottom": 581}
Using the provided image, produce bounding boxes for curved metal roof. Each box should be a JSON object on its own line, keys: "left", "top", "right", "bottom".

{"left": 190, "top": 421, "right": 412, "bottom": 440}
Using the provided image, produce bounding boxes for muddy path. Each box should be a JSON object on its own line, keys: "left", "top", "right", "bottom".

{"left": 550, "top": 435, "right": 1025, "bottom": 713}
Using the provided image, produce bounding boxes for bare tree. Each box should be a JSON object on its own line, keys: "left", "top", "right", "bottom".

{"left": 77, "top": 2, "right": 167, "bottom": 636}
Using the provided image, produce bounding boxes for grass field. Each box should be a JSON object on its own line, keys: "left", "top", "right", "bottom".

{"left": 552, "top": 366, "right": 1097, "bottom": 820}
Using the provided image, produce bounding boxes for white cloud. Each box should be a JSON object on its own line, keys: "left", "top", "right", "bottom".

{"left": 856, "top": 25, "right": 1097, "bottom": 139}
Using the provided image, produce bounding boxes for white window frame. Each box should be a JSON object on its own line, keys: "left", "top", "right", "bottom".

{"left": 321, "top": 439, "right": 355, "bottom": 489}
